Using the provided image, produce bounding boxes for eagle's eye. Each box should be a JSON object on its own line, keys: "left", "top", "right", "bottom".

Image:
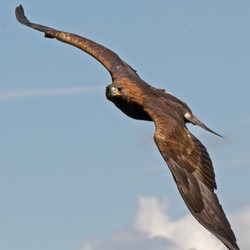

{"left": 117, "top": 86, "right": 123, "bottom": 92}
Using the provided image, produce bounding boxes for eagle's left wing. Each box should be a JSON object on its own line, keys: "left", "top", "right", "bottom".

{"left": 144, "top": 105, "right": 239, "bottom": 250}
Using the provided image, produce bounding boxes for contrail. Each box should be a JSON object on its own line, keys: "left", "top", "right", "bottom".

{"left": 0, "top": 86, "right": 103, "bottom": 100}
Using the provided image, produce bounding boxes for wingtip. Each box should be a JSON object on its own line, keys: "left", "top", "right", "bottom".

{"left": 201, "top": 125, "right": 224, "bottom": 139}
{"left": 15, "top": 4, "right": 30, "bottom": 25}
{"left": 208, "top": 128, "right": 224, "bottom": 139}
{"left": 184, "top": 112, "right": 224, "bottom": 138}
{"left": 15, "top": 5, "right": 24, "bottom": 21}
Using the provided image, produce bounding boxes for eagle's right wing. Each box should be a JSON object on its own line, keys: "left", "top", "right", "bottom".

{"left": 144, "top": 105, "right": 239, "bottom": 250}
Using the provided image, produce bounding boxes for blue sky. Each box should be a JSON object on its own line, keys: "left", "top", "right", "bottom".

{"left": 1, "top": 1, "right": 250, "bottom": 250}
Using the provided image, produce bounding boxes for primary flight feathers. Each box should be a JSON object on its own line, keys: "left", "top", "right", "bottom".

{"left": 15, "top": 5, "right": 240, "bottom": 250}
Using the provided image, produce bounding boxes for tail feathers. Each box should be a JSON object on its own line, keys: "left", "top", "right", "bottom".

{"left": 184, "top": 112, "right": 224, "bottom": 138}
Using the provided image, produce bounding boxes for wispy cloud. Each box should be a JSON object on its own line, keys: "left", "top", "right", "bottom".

{"left": 80, "top": 196, "right": 249, "bottom": 250}
{"left": 0, "top": 86, "right": 103, "bottom": 100}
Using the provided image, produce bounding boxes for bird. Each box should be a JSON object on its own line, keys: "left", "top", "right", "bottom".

{"left": 15, "top": 5, "right": 240, "bottom": 250}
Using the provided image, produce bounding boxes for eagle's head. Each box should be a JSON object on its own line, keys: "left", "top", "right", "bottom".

{"left": 105, "top": 82, "right": 152, "bottom": 121}
{"left": 105, "top": 84, "right": 127, "bottom": 101}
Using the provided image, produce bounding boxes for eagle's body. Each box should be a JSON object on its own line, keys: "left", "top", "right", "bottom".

{"left": 15, "top": 5, "right": 240, "bottom": 250}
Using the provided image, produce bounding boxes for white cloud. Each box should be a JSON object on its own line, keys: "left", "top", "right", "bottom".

{"left": 134, "top": 197, "right": 223, "bottom": 250}
{"left": 0, "top": 86, "right": 102, "bottom": 100}
{"left": 79, "top": 196, "right": 249, "bottom": 250}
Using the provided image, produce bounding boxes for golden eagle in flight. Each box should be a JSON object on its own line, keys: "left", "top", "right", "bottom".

{"left": 15, "top": 5, "right": 240, "bottom": 250}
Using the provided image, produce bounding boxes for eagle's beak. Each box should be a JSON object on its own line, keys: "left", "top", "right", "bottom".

{"left": 106, "top": 85, "right": 121, "bottom": 97}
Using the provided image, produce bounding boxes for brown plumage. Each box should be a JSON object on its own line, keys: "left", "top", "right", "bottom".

{"left": 15, "top": 5, "right": 240, "bottom": 250}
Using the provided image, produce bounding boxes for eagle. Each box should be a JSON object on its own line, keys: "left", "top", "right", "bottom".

{"left": 15, "top": 5, "right": 240, "bottom": 250}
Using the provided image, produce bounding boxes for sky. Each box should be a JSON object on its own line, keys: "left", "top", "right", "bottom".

{"left": 1, "top": 1, "right": 250, "bottom": 250}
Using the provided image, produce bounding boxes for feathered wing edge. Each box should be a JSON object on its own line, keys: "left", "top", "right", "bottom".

{"left": 15, "top": 5, "right": 139, "bottom": 81}
{"left": 166, "top": 147, "right": 239, "bottom": 250}
{"left": 145, "top": 107, "right": 239, "bottom": 250}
